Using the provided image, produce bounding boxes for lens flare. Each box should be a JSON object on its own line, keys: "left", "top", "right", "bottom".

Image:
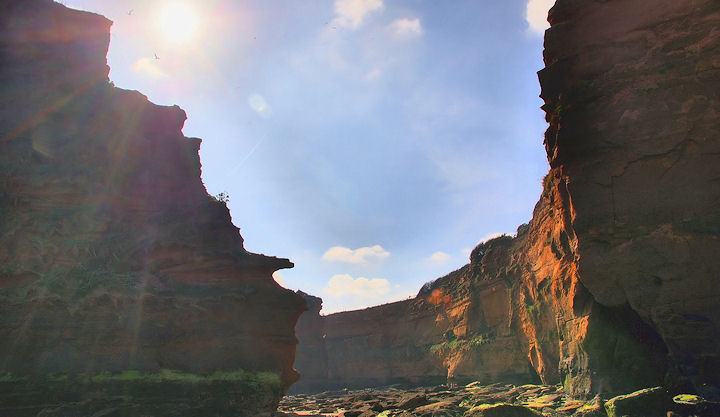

{"left": 160, "top": 3, "right": 196, "bottom": 41}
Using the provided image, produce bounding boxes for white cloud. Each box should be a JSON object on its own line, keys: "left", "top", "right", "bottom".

{"left": 332, "top": 0, "right": 383, "bottom": 29}
{"left": 272, "top": 271, "right": 287, "bottom": 288}
{"left": 322, "top": 245, "right": 390, "bottom": 264}
{"left": 428, "top": 251, "right": 450, "bottom": 263}
{"left": 131, "top": 57, "right": 167, "bottom": 78}
{"left": 323, "top": 274, "right": 390, "bottom": 297}
{"left": 389, "top": 18, "right": 423, "bottom": 39}
{"left": 526, "top": 0, "right": 555, "bottom": 35}
{"left": 321, "top": 275, "right": 416, "bottom": 314}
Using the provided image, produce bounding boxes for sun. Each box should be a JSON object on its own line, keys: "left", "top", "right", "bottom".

{"left": 159, "top": 3, "right": 197, "bottom": 41}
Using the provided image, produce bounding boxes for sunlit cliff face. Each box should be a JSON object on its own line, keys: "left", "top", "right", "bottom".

{"left": 427, "top": 288, "right": 451, "bottom": 305}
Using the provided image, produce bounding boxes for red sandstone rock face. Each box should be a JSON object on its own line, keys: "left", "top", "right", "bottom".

{"left": 291, "top": 291, "right": 329, "bottom": 393}
{"left": 537, "top": 0, "right": 720, "bottom": 394}
{"left": 0, "top": 0, "right": 305, "bottom": 412}
{"left": 294, "top": 0, "right": 720, "bottom": 398}
{"left": 293, "top": 243, "right": 540, "bottom": 392}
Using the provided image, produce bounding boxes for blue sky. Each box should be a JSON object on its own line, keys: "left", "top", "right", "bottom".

{"left": 65, "top": 0, "right": 555, "bottom": 314}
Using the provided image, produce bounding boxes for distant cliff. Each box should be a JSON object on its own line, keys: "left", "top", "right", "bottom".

{"left": 0, "top": 1, "right": 305, "bottom": 415}
{"left": 293, "top": 238, "right": 542, "bottom": 393}
{"left": 294, "top": 0, "right": 720, "bottom": 398}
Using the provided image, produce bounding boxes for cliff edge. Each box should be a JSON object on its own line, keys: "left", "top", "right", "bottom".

{"left": 0, "top": 1, "right": 305, "bottom": 415}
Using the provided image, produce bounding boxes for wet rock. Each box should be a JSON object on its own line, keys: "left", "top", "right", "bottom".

{"left": 605, "top": 387, "right": 672, "bottom": 417}
{"left": 464, "top": 403, "right": 543, "bottom": 417}
{"left": 279, "top": 383, "right": 673, "bottom": 417}
{"left": 570, "top": 396, "right": 606, "bottom": 417}
{"left": 413, "top": 400, "right": 460, "bottom": 416}
{"left": 671, "top": 393, "right": 720, "bottom": 417}
{"left": 397, "top": 393, "right": 430, "bottom": 410}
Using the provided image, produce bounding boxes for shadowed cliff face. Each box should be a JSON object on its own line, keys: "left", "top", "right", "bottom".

{"left": 294, "top": 0, "right": 720, "bottom": 398}
{"left": 0, "top": 1, "right": 305, "bottom": 414}
{"left": 539, "top": 0, "right": 720, "bottom": 393}
{"left": 291, "top": 291, "right": 329, "bottom": 393}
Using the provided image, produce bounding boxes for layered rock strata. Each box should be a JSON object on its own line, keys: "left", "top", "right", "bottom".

{"left": 538, "top": 0, "right": 720, "bottom": 394}
{"left": 0, "top": 1, "right": 305, "bottom": 414}
{"left": 293, "top": 0, "right": 720, "bottom": 398}
{"left": 294, "top": 242, "right": 541, "bottom": 392}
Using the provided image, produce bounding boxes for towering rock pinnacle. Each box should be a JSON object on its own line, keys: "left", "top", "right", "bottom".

{"left": 0, "top": 1, "right": 305, "bottom": 414}
{"left": 537, "top": 0, "right": 720, "bottom": 394}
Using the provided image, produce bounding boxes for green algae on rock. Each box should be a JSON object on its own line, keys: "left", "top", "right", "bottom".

{"left": 604, "top": 387, "right": 671, "bottom": 417}
{"left": 0, "top": 370, "right": 283, "bottom": 417}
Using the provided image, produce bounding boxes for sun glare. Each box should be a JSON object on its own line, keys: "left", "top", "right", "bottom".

{"left": 160, "top": 3, "right": 196, "bottom": 41}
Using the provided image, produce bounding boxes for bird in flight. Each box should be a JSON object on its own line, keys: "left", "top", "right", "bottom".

{"left": 153, "top": 53, "right": 159, "bottom": 60}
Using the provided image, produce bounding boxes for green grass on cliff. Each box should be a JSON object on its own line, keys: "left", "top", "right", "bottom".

{"left": 428, "top": 333, "right": 496, "bottom": 354}
{"left": 0, "top": 373, "right": 28, "bottom": 382}
{"left": 89, "top": 369, "right": 281, "bottom": 386}
{"left": 0, "top": 369, "right": 284, "bottom": 416}
{"left": 0, "top": 369, "right": 281, "bottom": 388}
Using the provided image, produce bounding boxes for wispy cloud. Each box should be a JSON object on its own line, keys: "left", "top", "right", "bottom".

{"left": 332, "top": 0, "right": 384, "bottom": 29}
{"left": 131, "top": 57, "right": 167, "bottom": 78}
{"left": 323, "top": 274, "right": 390, "bottom": 297}
{"left": 364, "top": 68, "right": 382, "bottom": 82}
{"left": 425, "top": 145, "right": 498, "bottom": 193}
{"left": 322, "top": 245, "right": 390, "bottom": 264}
{"left": 388, "top": 18, "right": 423, "bottom": 39}
{"left": 428, "top": 251, "right": 450, "bottom": 264}
{"left": 525, "top": 0, "right": 555, "bottom": 35}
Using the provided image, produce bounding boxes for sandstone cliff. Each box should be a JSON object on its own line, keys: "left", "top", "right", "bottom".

{"left": 537, "top": 0, "right": 720, "bottom": 395}
{"left": 294, "top": 0, "right": 720, "bottom": 398}
{"left": 293, "top": 240, "right": 541, "bottom": 392}
{"left": 292, "top": 291, "right": 329, "bottom": 393}
{"left": 0, "top": 1, "right": 305, "bottom": 415}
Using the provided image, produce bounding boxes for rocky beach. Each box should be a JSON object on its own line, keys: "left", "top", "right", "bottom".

{"left": 278, "top": 383, "right": 719, "bottom": 417}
